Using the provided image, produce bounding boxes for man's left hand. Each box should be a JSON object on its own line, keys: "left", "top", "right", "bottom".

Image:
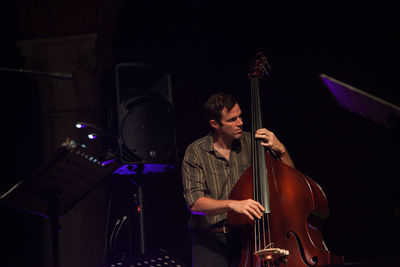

{"left": 255, "top": 128, "right": 286, "bottom": 155}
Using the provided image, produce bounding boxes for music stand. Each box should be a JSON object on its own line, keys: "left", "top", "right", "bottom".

{"left": 320, "top": 73, "right": 400, "bottom": 128}
{"left": 0, "top": 140, "right": 119, "bottom": 267}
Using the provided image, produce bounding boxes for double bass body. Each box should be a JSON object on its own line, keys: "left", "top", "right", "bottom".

{"left": 228, "top": 152, "right": 344, "bottom": 266}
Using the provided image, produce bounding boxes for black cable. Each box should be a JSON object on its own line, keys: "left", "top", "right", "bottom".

{"left": 102, "top": 189, "right": 113, "bottom": 265}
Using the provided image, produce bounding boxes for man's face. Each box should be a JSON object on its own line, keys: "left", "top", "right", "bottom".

{"left": 213, "top": 103, "right": 243, "bottom": 140}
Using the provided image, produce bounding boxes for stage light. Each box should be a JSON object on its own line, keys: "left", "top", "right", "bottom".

{"left": 75, "top": 123, "right": 86, "bottom": 129}
{"left": 88, "top": 133, "right": 97, "bottom": 140}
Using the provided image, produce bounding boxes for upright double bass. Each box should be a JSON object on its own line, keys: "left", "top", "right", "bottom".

{"left": 227, "top": 53, "right": 344, "bottom": 267}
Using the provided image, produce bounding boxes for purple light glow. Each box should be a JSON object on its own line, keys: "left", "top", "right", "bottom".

{"left": 113, "top": 163, "right": 175, "bottom": 175}
{"left": 8, "top": 205, "right": 51, "bottom": 219}
{"left": 321, "top": 74, "right": 400, "bottom": 127}
{"left": 101, "top": 158, "right": 117, "bottom": 166}
{"left": 191, "top": 211, "right": 206, "bottom": 216}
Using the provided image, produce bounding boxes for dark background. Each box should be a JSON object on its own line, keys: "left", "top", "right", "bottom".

{"left": 1, "top": 0, "right": 399, "bottom": 266}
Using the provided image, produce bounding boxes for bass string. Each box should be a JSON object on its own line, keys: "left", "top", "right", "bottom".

{"left": 251, "top": 77, "right": 272, "bottom": 253}
{"left": 251, "top": 77, "right": 261, "bottom": 253}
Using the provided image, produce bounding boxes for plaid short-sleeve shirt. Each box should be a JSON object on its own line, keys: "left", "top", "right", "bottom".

{"left": 182, "top": 132, "right": 251, "bottom": 228}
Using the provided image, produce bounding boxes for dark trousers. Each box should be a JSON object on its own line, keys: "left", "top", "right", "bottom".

{"left": 191, "top": 228, "right": 241, "bottom": 267}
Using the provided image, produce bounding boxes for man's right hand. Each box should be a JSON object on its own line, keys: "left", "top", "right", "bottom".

{"left": 228, "top": 199, "right": 265, "bottom": 221}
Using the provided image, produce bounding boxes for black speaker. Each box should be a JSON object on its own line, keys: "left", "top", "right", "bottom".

{"left": 115, "top": 63, "right": 176, "bottom": 164}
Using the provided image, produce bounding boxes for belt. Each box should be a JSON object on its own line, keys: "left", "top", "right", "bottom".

{"left": 211, "top": 225, "right": 229, "bottom": 233}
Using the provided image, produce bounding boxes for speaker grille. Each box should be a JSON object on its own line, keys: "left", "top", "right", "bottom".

{"left": 119, "top": 92, "right": 175, "bottom": 163}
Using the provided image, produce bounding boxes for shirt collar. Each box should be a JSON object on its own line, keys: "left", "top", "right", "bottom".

{"left": 202, "top": 132, "right": 243, "bottom": 153}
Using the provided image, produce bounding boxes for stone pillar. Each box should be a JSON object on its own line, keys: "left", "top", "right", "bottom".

{"left": 17, "top": 33, "right": 108, "bottom": 267}
{"left": 17, "top": 33, "right": 102, "bottom": 159}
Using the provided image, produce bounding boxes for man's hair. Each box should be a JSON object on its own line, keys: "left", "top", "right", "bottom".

{"left": 204, "top": 92, "right": 238, "bottom": 125}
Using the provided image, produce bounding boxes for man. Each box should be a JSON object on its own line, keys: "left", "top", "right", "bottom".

{"left": 182, "top": 92, "right": 294, "bottom": 267}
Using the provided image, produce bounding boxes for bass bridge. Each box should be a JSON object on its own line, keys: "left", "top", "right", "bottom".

{"left": 254, "top": 247, "right": 290, "bottom": 266}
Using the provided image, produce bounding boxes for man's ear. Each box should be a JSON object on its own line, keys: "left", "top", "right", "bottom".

{"left": 210, "top": 119, "right": 220, "bottom": 130}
